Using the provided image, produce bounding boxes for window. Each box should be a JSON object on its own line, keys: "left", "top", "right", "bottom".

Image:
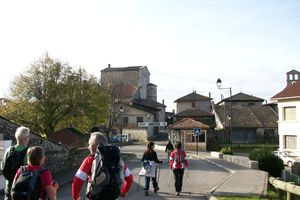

{"left": 283, "top": 106, "right": 296, "bottom": 121}
{"left": 192, "top": 132, "right": 205, "bottom": 142}
{"left": 191, "top": 102, "right": 196, "bottom": 108}
{"left": 137, "top": 117, "right": 143, "bottom": 124}
{"left": 123, "top": 117, "right": 128, "bottom": 127}
{"left": 289, "top": 74, "right": 294, "bottom": 80}
{"left": 285, "top": 135, "right": 297, "bottom": 149}
{"left": 295, "top": 74, "right": 299, "bottom": 80}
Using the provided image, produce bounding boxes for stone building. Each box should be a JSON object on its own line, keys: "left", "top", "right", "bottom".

{"left": 101, "top": 65, "right": 166, "bottom": 141}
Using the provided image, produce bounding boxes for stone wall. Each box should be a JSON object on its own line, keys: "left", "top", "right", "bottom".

{"left": 0, "top": 116, "right": 88, "bottom": 173}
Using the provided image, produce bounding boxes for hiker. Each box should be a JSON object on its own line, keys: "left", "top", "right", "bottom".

{"left": 141, "top": 141, "right": 163, "bottom": 196}
{"left": 1, "top": 126, "right": 30, "bottom": 200}
{"left": 12, "top": 146, "right": 59, "bottom": 200}
{"left": 72, "top": 132, "right": 133, "bottom": 200}
{"left": 169, "top": 141, "right": 188, "bottom": 196}
{"left": 165, "top": 140, "right": 174, "bottom": 161}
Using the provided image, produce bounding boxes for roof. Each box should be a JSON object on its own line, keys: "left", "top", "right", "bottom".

{"left": 175, "top": 108, "right": 213, "bottom": 117}
{"left": 169, "top": 118, "right": 209, "bottom": 130}
{"left": 101, "top": 66, "right": 146, "bottom": 72}
{"left": 287, "top": 69, "right": 300, "bottom": 74}
{"left": 52, "top": 127, "right": 85, "bottom": 137}
{"left": 214, "top": 105, "right": 278, "bottom": 128}
{"left": 133, "top": 98, "right": 166, "bottom": 109}
{"left": 272, "top": 80, "right": 300, "bottom": 100}
{"left": 220, "top": 92, "right": 264, "bottom": 103}
{"left": 119, "top": 85, "right": 138, "bottom": 98}
{"left": 147, "top": 83, "right": 157, "bottom": 87}
{"left": 174, "top": 92, "right": 211, "bottom": 103}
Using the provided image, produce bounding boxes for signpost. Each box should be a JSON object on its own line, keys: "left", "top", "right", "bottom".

{"left": 193, "top": 128, "right": 201, "bottom": 155}
{"left": 138, "top": 122, "right": 167, "bottom": 128}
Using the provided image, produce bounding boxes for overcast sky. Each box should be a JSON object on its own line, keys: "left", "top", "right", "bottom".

{"left": 0, "top": 0, "right": 299, "bottom": 111}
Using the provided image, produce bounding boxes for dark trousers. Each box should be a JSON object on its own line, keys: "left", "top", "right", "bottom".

{"left": 144, "top": 176, "right": 158, "bottom": 191}
{"left": 4, "top": 181, "right": 12, "bottom": 200}
{"left": 173, "top": 168, "right": 184, "bottom": 192}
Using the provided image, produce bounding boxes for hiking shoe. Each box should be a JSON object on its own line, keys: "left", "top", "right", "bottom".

{"left": 154, "top": 187, "right": 160, "bottom": 193}
{"left": 175, "top": 192, "right": 180, "bottom": 196}
{"left": 144, "top": 191, "right": 149, "bottom": 196}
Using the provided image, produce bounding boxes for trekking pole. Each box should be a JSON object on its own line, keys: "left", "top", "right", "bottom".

{"left": 157, "top": 163, "right": 161, "bottom": 184}
{"left": 136, "top": 175, "right": 141, "bottom": 192}
{"left": 167, "top": 169, "right": 172, "bottom": 195}
{"left": 185, "top": 168, "right": 191, "bottom": 195}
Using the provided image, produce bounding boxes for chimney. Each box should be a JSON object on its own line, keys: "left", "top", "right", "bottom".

{"left": 209, "top": 92, "right": 211, "bottom": 98}
{"left": 108, "top": 64, "right": 111, "bottom": 68}
{"left": 162, "top": 99, "right": 165, "bottom": 105}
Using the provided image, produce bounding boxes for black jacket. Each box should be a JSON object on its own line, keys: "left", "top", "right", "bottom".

{"left": 141, "top": 150, "right": 162, "bottom": 164}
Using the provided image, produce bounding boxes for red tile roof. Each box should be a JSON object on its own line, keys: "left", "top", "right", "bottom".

{"left": 169, "top": 118, "right": 209, "bottom": 130}
{"left": 272, "top": 81, "right": 300, "bottom": 100}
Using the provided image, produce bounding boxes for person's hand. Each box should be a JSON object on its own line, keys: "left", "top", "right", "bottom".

{"left": 160, "top": 160, "right": 163, "bottom": 164}
{"left": 120, "top": 192, "right": 127, "bottom": 198}
{"left": 53, "top": 181, "right": 59, "bottom": 190}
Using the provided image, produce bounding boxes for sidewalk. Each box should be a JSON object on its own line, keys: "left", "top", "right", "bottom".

{"left": 53, "top": 167, "right": 78, "bottom": 187}
{"left": 195, "top": 152, "right": 268, "bottom": 197}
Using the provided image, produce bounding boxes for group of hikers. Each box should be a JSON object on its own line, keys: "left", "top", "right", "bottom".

{"left": 1, "top": 126, "right": 188, "bottom": 200}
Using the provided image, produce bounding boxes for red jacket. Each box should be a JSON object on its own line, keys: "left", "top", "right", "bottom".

{"left": 72, "top": 155, "right": 133, "bottom": 200}
{"left": 169, "top": 149, "right": 188, "bottom": 170}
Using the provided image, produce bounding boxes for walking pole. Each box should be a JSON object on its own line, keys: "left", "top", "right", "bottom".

{"left": 157, "top": 163, "right": 161, "bottom": 184}
{"left": 185, "top": 168, "right": 191, "bottom": 195}
{"left": 167, "top": 169, "right": 172, "bottom": 195}
{"left": 137, "top": 175, "right": 141, "bottom": 192}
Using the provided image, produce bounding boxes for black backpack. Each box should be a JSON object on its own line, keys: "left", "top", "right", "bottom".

{"left": 1, "top": 146, "right": 28, "bottom": 182}
{"left": 86, "top": 145, "right": 124, "bottom": 200}
{"left": 11, "top": 166, "right": 46, "bottom": 200}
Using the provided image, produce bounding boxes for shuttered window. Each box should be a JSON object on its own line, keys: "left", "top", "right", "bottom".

{"left": 283, "top": 106, "right": 296, "bottom": 121}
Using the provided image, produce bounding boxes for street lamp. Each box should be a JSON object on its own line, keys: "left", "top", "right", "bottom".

{"left": 216, "top": 78, "right": 233, "bottom": 154}
{"left": 119, "top": 106, "right": 124, "bottom": 150}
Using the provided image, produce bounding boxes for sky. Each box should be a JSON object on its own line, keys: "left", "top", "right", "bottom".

{"left": 0, "top": 0, "right": 299, "bottom": 112}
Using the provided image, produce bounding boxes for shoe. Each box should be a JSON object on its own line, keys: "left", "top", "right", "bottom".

{"left": 154, "top": 187, "right": 160, "bottom": 193}
{"left": 175, "top": 192, "right": 180, "bottom": 196}
{"left": 144, "top": 190, "right": 149, "bottom": 196}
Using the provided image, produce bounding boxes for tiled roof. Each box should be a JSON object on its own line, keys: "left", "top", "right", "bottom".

{"left": 175, "top": 108, "right": 213, "bottom": 117}
{"left": 169, "top": 118, "right": 209, "bottom": 130}
{"left": 133, "top": 99, "right": 166, "bottom": 109}
{"left": 101, "top": 66, "right": 144, "bottom": 72}
{"left": 119, "top": 85, "right": 138, "bottom": 98}
{"left": 53, "top": 127, "right": 85, "bottom": 138}
{"left": 214, "top": 105, "right": 278, "bottom": 128}
{"left": 174, "top": 92, "right": 211, "bottom": 103}
{"left": 222, "top": 92, "right": 264, "bottom": 102}
{"left": 272, "top": 80, "right": 300, "bottom": 99}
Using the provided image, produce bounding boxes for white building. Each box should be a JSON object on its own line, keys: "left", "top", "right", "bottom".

{"left": 272, "top": 70, "right": 300, "bottom": 152}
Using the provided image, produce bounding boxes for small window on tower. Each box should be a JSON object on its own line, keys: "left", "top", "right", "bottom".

{"left": 295, "top": 74, "right": 299, "bottom": 80}
{"left": 289, "top": 74, "right": 294, "bottom": 80}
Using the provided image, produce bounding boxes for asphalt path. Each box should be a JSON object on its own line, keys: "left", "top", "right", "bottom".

{"left": 58, "top": 145, "right": 230, "bottom": 200}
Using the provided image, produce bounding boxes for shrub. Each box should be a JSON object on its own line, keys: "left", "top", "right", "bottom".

{"left": 249, "top": 149, "right": 284, "bottom": 177}
{"left": 220, "top": 146, "right": 232, "bottom": 155}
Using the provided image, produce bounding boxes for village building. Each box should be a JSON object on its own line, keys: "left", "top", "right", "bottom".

{"left": 214, "top": 92, "right": 278, "bottom": 144}
{"left": 272, "top": 69, "right": 300, "bottom": 153}
{"left": 100, "top": 65, "right": 166, "bottom": 141}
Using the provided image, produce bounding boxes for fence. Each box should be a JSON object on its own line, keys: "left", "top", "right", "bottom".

{"left": 269, "top": 177, "right": 300, "bottom": 200}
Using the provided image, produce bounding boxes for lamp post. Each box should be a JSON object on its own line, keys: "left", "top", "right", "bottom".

{"left": 216, "top": 78, "right": 233, "bottom": 154}
{"left": 119, "top": 106, "right": 124, "bottom": 150}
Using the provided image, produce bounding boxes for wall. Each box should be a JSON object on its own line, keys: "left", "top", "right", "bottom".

{"left": 176, "top": 100, "right": 211, "bottom": 113}
{"left": 0, "top": 117, "right": 88, "bottom": 174}
{"left": 123, "top": 128, "right": 148, "bottom": 141}
{"left": 277, "top": 99, "right": 300, "bottom": 150}
{"left": 138, "top": 67, "right": 150, "bottom": 99}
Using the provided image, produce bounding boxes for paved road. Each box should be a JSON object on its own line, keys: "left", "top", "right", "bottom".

{"left": 58, "top": 145, "right": 230, "bottom": 199}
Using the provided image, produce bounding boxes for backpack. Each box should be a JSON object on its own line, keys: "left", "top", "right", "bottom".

{"left": 142, "top": 160, "right": 152, "bottom": 173}
{"left": 86, "top": 145, "right": 124, "bottom": 200}
{"left": 1, "top": 146, "right": 27, "bottom": 182}
{"left": 11, "top": 166, "right": 46, "bottom": 200}
{"left": 174, "top": 150, "right": 185, "bottom": 165}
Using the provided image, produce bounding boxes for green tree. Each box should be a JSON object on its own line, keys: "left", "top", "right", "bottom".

{"left": 0, "top": 54, "right": 110, "bottom": 136}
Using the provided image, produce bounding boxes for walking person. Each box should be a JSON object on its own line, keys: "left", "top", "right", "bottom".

{"left": 1, "top": 126, "right": 30, "bottom": 200}
{"left": 165, "top": 140, "right": 174, "bottom": 161}
{"left": 72, "top": 132, "right": 133, "bottom": 200}
{"left": 169, "top": 141, "right": 188, "bottom": 196}
{"left": 12, "top": 146, "right": 59, "bottom": 200}
{"left": 141, "top": 141, "right": 162, "bottom": 196}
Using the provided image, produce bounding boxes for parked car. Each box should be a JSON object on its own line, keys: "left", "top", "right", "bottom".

{"left": 111, "top": 134, "right": 128, "bottom": 143}
{"left": 272, "top": 150, "right": 297, "bottom": 167}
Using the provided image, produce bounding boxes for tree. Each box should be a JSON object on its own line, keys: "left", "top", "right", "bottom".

{"left": 0, "top": 54, "right": 110, "bottom": 136}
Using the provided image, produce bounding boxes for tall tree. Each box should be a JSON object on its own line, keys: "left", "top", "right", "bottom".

{"left": 0, "top": 54, "right": 110, "bottom": 136}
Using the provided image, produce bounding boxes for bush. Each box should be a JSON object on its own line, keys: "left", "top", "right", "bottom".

{"left": 220, "top": 146, "right": 232, "bottom": 155}
{"left": 249, "top": 149, "right": 284, "bottom": 177}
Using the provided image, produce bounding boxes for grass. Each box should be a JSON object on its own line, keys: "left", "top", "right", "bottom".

{"left": 216, "top": 184, "right": 280, "bottom": 200}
